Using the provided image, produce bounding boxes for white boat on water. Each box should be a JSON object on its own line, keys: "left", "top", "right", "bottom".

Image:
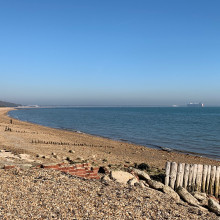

{"left": 187, "top": 102, "right": 204, "bottom": 107}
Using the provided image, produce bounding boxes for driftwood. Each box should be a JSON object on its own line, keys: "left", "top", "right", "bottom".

{"left": 165, "top": 162, "right": 220, "bottom": 198}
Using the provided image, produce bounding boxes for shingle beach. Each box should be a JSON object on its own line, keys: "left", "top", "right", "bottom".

{"left": 0, "top": 107, "right": 219, "bottom": 219}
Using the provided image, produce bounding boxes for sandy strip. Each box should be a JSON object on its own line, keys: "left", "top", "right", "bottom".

{"left": 0, "top": 107, "right": 219, "bottom": 170}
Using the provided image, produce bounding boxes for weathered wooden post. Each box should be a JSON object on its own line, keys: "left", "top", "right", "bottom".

{"left": 179, "top": 163, "right": 185, "bottom": 187}
{"left": 206, "top": 165, "right": 211, "bottom": 193}
{"left": 165, "top": 162, "right": 171, "bottom": 186}
{"left": 195, "top": 164, "right": 203, "bottom": 191}
{"left": 209, "top": 166, "right": 216, "bottom": 195}
{"left": 214, "top": 166, "right": 220, "bottom": 198}
{"left": 188, "top": 164, "right": 194, "bottom": 191}
{"left": 176, "top": 163, "right": 184, "bottom": 188}
{"left": 202, "top": 165, "right": 208, "bottom": 192}
{"left": 192, "top": 164, "right": 198, "bottom": 191}
{"left": 183, "top": 163, "right": 190, "bottom": 188}
{"left": 170, "top": 162, "right": 177, "bottom": 189}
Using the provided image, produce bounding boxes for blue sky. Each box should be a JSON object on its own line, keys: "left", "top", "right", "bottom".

{"left": 0, "top": 0, "right": 219, "bottom": 106}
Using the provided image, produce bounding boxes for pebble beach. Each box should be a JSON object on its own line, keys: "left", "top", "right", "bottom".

{"left": 0, "top": 107, "right": 219, "bottom": 219}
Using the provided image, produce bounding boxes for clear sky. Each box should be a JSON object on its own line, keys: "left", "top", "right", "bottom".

{"left": 0, "top": 0, "right": 219, "bottom": 106}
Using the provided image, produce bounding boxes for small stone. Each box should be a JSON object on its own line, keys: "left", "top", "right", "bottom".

{"left": 127, "top": 177, "right": 139, "bottom": 186}
{"left": 18, "top": 164, "right": 33, "bottom": 170}
{"left": 208, "top": 198, "right": 220, "bottom": 215}
{"left": 101, "top": 175, "right": 111, "bottom": 182}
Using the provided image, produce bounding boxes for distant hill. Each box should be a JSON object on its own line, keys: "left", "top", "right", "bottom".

{"left": 0, "top": 100, "right": 21, "bottom": 107}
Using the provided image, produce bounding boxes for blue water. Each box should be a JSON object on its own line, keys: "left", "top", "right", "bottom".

{"left": 9, "top": 107, "right": 220, "bottom": 160}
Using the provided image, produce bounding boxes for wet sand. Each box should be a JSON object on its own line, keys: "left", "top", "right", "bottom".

{"left": 0, "top": 107, "right": 219, "bottom": 170}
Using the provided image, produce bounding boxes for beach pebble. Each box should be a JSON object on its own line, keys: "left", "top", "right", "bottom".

{"left": 132, "top": 168, "right": 151, "bottom": 181}
{"left": 110, "top": 171, "right": 135, "bottom": 185}
{"left": 128, "top": 177, "right": 139, "bottom": 186}
{"left": 208, "top": 198, "right": 220, "bottom": 215}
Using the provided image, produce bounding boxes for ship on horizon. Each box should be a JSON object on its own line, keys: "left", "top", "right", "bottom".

{"left": 187, "top": 102, "right": 204, "bottom": 107}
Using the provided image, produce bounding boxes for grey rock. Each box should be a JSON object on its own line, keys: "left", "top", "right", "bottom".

{"left": 128, "top": 177, "right": 139, "bottom": 186}
{"left": 147, "top": 179, "right": 164, "bottom": 190}
{"left": 163, "top": 185, "right": 180, "bottom": 202}
{"left": 177, "top": 187, "right": 200, "bottom": 207}
{"left": 18, "top": 164, "right": 33, "bottom": 170}
{"left": 192, "top": 192, "right": 208, "bottom": 206}
{"left": 132, "top": 168, "right": 151, "bottom": 181}
{"left": 192, "top": 192, "right": 207, "bottom": 201}
{"left": 208, "top": 198, "right": 220, "bottom": 215}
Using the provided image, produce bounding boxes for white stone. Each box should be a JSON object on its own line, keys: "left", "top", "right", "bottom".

{"left": 110, "top": 171, "right": 135, "bottom": 184}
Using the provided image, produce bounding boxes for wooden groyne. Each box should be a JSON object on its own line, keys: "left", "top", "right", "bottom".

{"left": 165, "top": 162, "right": 220, "bottom": 198}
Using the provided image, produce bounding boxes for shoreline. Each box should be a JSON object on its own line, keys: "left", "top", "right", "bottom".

{"left": 9, "top": 108, "right": 220, "bottom": 161}
{"left": 0, "top": 107, "right": 219, "bottom": 170}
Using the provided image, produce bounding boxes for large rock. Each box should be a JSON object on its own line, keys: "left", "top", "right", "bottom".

{"left": 110, "top": 171, "right": 135, "bottom": 184}
{"left": 192, "top": 192, "right": 207, "bottom": 201}
{"left": 132, "top": 168, "right": 151, "bottom": 181}
{"left": 208, "top": 198, "right": 220, "bottom": 215}
{"left": 192, "top": 192, "right": 208, "bottom": 206}
{"left": 147, "top": 179, "right": 180, "bottom": 203}
{"left": 163, "top": 185, "right": 180, "bottom": 203}
{"left": 147, "top": 179, "right": 164, "bottom": 190}
{"left": 176, "top": 187, "right": 200, "bottom": 207}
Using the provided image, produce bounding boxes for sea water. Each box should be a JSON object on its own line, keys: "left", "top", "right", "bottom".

{"left": 9, "top": 107, "right": 220, "bottom": 160}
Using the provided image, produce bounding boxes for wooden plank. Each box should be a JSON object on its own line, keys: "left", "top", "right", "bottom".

{"left": 201, "top": 165, "right": 208, "bottom": 193}
{"left": 165, "top": 162, "right": 171, "bottom": 186}
{"left": 206, "top": 165, "right": 211, "bottom": 193}
{"left": 195, "top": 164, "right": 203, "bottom": 192}
{"left": 183, "top": 164, "right": 190, "bottom": 188}
{"left": 170, "top": 162, "right": 177, "bottom": 189}
{"left": 188, "top": 164, "right": 194, "bottom": 191}
{"left": 209, "top": 166, "right": 216, "bottom": 195}
{"left": 214, "top": 166, "right": 220, "bottom": 198}
{"left": 179, "top": 163, "right": 185, "bottom": 187}
{"left": 175, "top": 163, "right": 183, "bottom": 188}
{"left": 192, "top": 164, "right": 198, "bottom": 192}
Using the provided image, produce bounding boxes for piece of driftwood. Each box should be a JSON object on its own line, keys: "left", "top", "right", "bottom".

{"left": 165, "top": 162, "right": 219, "bottom": 198}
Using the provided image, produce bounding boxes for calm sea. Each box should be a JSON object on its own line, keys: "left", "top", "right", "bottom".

{"left": 9, "top": 107, "right": 220, "bottom": 160}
